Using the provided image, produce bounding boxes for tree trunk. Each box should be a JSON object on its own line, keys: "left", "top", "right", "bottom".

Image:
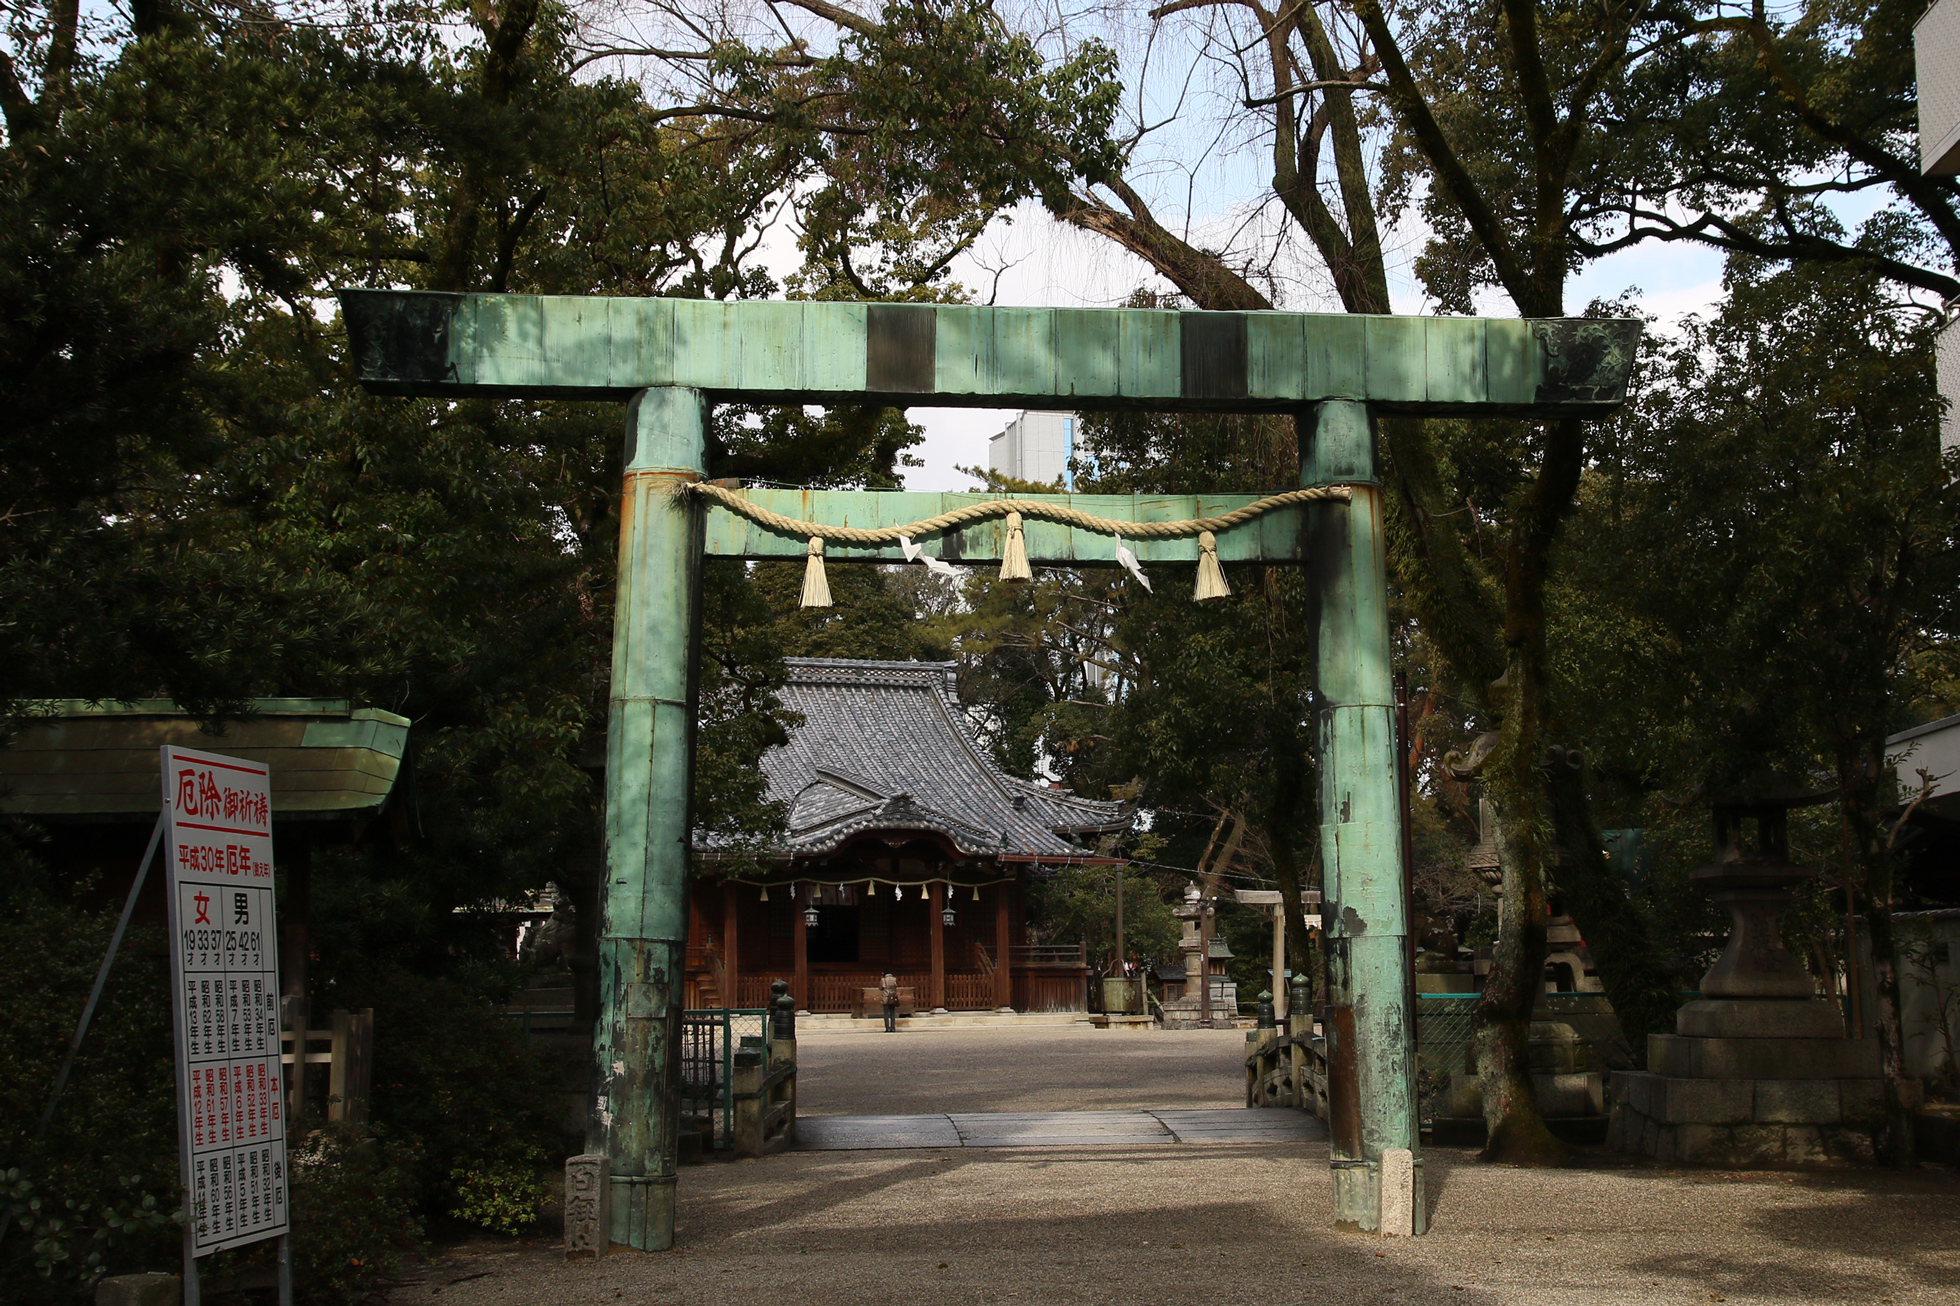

{"left": 1542, "top": 760, "right": 1679, "bottom": 1059}
{"left": 1844, "top": 740, "right": 1917, "bottom": 1166}
{"left": 1863, "top": 892, "right": 1917, "bottom": 1166}
{"left": 1475, "top": 730, "right": 1563, "bottom": 1162}
{"left": 430, "top": 0, "right": 544, "bottom": 292}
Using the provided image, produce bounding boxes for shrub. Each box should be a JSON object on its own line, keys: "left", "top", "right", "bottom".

{"left": 306, "top": 965, "right": 575, "bottom": 1229}
{"left": 0, "top": 1168, "right": 176, "bottom": 1293}
{"left": 446, "top": 1160, "right": 551, "bottom": 1236}
{"left": 0, "top": 876, "right": 181, "bottom": 1302}
{"left": 288, "top": 1125, "right": 422, "bottom": 1304}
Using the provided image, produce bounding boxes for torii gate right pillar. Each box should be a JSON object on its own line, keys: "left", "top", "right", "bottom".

{"left": 1304, "top": 400, "right": 1423, "bottom": 1233}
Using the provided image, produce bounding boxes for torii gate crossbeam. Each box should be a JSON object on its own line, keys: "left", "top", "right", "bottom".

{"left": 343, "top": 291, "right": 1639, "bottom": 1249}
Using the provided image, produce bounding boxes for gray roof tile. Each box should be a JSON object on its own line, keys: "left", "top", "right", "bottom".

{"left": 706, "top": 658, "right": 1130, "bottom": 859}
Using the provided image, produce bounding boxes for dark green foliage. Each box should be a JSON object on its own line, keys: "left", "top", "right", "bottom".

{"left": 1566, "top": 256, "right": 1957, "bottom": 798}
{"left": 1554, "top": 256, "right": 1960, "bottom": 1073}
{"left": 0, "top": 0, "right": 991, "bottom": 1288}
{"left": 713, "top": 405, "right": 924, "bottom": 488}
{"left": 0, "top": 872, "right": 181, "bottom": 1300}
{"left": 304, "top": 961, "right": 573, "bottom": 1218}
{"left": 1025, "top": 867, "right": 1181, "bottom": 972}
{"left": 445, "top": 1161, "right": 552, "bottom": 1237}
{"left": 753, "top": 561, "right": 954, "bottom": 664}
{"left": 287, "top": 1125, "right": 423, "bottom": 1305}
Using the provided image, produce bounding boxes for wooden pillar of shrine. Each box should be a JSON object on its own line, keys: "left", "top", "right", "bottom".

{"left": 792, "top": 881, "right": 809, "bottom": 1011}
{"left": 928, "top": 881, "right": 946, "bottom": 1011}
{"left": 722, "top": 879, "right": 740, "bottom": 1010}
{"left": 994, "top": 878, "right": 1013, "bottom": 1010}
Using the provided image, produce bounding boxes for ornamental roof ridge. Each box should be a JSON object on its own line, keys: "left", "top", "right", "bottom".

{"left": 783, "top": 657, "right": 959, "bottom": 694}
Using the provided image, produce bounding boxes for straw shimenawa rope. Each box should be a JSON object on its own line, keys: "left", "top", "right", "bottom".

{"left": 686, "top": 476, "right": 1348, "bottom": 603}
{"left": 682, "top": 481, "right": 1352, "bottom": 544}
{"left": 680, "top": 481, "right": 1353, "bottom": 605}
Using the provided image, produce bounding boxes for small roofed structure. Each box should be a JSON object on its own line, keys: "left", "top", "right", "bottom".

{"left": 1, "top": 698, "right": 415, "bottom": 1018}
{"left": 2, "top": 698, "right": 410, "bottom": 828}
{"left": 690, "top": 659, "right": 1132, "bottom": 1014}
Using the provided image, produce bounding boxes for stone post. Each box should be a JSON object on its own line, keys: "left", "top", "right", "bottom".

{"left": 731, "top": 1046, "right": 766, "bottom": 1158}
{"left": 562, "top": 1154, "right": 611, "bottom": 1257}
{"left": 770, "top": 978, "right": 796, "bottom": 1041}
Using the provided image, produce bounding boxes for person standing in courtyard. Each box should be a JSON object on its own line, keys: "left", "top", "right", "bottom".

{"left": 880, "top": 971, "right": 899, "bottom": 1032}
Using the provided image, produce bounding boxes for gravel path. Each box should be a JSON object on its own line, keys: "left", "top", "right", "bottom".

{"left": 384, "top": 1030, "right": 1960, "bottom": 1306}
{"left": 392, "top": 1146, "right": 1960, "bottom": 1306}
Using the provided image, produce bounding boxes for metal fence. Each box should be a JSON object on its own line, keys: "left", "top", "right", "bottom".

{"left": 1413, "top": 991, "right": 1638, "bottom": 1122}
{"left": 681, "top": 1008, "right": 769, "bottom": 1150}
{"left": 1415, "top": 995, "right": 1478, "bottom": 1122}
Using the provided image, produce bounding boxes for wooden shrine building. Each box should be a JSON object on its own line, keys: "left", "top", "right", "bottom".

{"left": 688, "top": 659, "right": 1130, "bottom": 1014}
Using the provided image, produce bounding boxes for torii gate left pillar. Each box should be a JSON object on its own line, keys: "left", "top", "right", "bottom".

{"left": 589, "top": 387, "right": 707, "bottom": 1249}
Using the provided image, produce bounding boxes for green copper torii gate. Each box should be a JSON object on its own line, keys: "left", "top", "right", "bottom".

{"left": 342, "top": 290, "right": 1639, "bottom": 1247}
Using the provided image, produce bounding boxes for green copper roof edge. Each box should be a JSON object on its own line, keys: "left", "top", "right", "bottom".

{"left": 21, "top": 699, "right": 407, "bottom": 726}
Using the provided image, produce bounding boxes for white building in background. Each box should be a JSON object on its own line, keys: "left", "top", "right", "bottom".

{"left": 988, "top": 411, "right": 1077, "bottom": 488}
{"left": 1915, "top": 0, "right": 1960, "bottom": 453}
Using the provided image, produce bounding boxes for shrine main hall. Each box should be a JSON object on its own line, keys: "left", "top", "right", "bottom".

{"left": 684, "top": 658, "right": 1130, "bottom": 1015}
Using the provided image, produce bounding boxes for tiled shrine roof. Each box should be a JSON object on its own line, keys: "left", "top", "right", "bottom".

{"left": 710, "top": 658, "right": 1130, "bottom": 860}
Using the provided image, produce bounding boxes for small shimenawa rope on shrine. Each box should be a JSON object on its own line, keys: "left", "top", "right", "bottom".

{"left": 679, "top": 481, "right": 1354, "bottom": 608}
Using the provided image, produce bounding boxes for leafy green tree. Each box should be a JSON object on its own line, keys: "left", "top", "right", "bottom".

{"left": 0, "top": 0, "right": 984, "bottom": 1283}
{"left": 1026, "top": 866, "right": 1182, "bottom": 977}
{"left": 1559, "top": 255, "right": 1960, "bottom": 1162}
{"left": 1580, "top": 0, "right": 1960, "bottom": 301}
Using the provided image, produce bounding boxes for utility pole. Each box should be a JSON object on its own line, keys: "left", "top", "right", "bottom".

{"left": 1199, "top": 890, "right": 1214, "bottom": 1027}
{"left": 1115, "top": 865, "right": 1124, "bottom": 967}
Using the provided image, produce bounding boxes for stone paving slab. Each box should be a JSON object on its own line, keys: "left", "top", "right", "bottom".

{"left": 793, "top": 1115, "right": 963, "bottom": 1150}
{"left": 792, "top": 1025, "right": 1248, "bottom": 1117}
{"left": 951, "top": 1110, "right": 1176, "bottom": 1148}
{"left": 1152, "top": 1108, "right": 1324, "bottom": 1143}
{"left": 795, "top": 1108, "right": 1323, "bottom": 1150}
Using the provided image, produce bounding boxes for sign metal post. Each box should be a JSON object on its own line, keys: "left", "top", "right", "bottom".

{"left": 161, "top": 745, "right": 292, "bottom": 1304}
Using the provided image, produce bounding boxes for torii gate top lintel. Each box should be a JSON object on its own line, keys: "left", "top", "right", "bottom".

{"left": 341, "top": 290, "right": 1640, "bottom": 416}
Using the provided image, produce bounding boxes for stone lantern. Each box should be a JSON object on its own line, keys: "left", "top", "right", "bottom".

{"left": 1681, "top": 802, "right": 1843, "bottom": 1037}
{"left": 1608, "top": 796, "right": 1884, "bottom": 1165}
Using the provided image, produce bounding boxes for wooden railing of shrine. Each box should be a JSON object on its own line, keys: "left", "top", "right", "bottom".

{"left": 1014, "top": 974, "right": 1089, "bottom": 1013}
{"left": 946, "top": 974, "right": 995, "bottom": 1010}
{"left": 1011, "top": 943, "right": 1088, "bottom": 968}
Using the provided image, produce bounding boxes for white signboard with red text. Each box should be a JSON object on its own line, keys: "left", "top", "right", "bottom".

{"left": 162, "top": 745, "right": 289, "bottom": 1256}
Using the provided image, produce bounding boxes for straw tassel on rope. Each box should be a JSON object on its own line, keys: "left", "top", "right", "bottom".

{"left": 1193, "top": 530, "right": 1231, "bottom": 601}
{"left": 999, "top": 510, "right": 1032, "bottom": 582}
{"left": 800, "top": 536, "right": 832, "bottom": 608}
